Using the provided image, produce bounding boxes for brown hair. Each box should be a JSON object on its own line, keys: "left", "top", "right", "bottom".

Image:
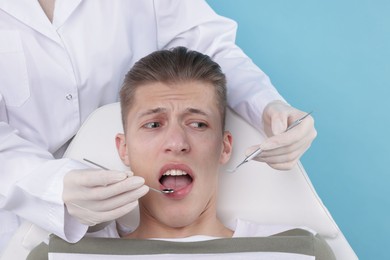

{"left": 120, "top": 46, "right": 227, "bottom": 131}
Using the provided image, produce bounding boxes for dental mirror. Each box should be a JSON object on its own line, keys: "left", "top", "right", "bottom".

{"left": 82, "top": 158, "right": 175, "bottom": 194}
{"left": 149, "top": 187, "right": 175, "bottom": 194}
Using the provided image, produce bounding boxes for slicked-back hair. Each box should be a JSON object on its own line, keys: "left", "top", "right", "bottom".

{"left": 119, "top": 46, "right": 227, "bottom": 132}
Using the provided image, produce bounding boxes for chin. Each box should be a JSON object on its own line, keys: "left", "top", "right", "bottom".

{"left": 159, "top": 211, "right": 200, "bottom": 229}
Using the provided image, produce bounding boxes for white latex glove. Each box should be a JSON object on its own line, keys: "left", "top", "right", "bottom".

{"left": 247, "top": 100, "right": 317, "bottom": 170}
{"left": 63, "top": 169, "right": 148, "bottom": 226}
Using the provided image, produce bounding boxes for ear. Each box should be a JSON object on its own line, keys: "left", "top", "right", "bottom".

{"left": 219, "top": 131, "right": 233, "bottom": 164}
{"left": 115, "top": 133, "right": 130, "bottom": 166}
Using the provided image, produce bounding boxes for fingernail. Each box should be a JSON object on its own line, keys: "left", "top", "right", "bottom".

{"left": 111, "top": 172, "right": 127, "bottom": 181}
{"left": 130, "top": 176, "right": 145, "bottom": 186}
{"left": 125, "top": 170, "right": 133, "bottom": 177}
{"left": 138, "top": 185, "right": 150, "bottom": 195}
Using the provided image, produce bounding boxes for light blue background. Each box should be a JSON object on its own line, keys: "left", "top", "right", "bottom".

{"left": 207, "top": 1, "right": 390, "bottom": 259}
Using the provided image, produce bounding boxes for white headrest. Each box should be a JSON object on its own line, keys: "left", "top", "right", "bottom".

{"left": 64, "top": 103, "right": 338, "bottom": 238}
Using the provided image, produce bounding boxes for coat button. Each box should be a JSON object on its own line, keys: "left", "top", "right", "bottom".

{"left": 65, "top": 94, "right": 73, "bottom": 100}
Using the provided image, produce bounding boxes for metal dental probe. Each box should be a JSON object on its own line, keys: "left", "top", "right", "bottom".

{"left": 82, "top": 158, "right": 174, "bottom": 194}
{"left": 227, "top": 111, "right": 313, "bottom": 173}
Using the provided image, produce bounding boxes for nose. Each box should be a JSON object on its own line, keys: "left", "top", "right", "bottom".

{"left": 163, "top": 124, "right": 190, "bottom": 154}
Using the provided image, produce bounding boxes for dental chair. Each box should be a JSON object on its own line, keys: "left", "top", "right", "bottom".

{"left": 1, "top": 102, "right": 357, "bottom": 259}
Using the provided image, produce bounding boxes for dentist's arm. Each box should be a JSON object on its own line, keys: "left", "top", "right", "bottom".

{"left": 0, "top": 121, "right": 88, "bottom": 242}
{"left": 0, "top": 120, "right": 146, "bottom": 243}
{"left": 153, "top": 0, "right": 317, "bottom": 170}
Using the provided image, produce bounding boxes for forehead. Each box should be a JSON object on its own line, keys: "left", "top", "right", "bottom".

{"left": 131, "top": 81, "right": 218, "bottom": 112}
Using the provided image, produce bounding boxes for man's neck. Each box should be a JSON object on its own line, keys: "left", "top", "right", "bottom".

{"left": 124, "top": 213, "right": 233, "bottom": 239}
{"left": 38, "top": 0, "right": 55, "bottom": 23}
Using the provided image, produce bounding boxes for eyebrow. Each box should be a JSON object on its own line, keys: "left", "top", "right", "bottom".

{"left": 184, "top": 108, "right": 208, "bottom": 117}
{"left": 138, "top": 107, "right": 167, "bottom": 118}
{"left": 138, "top": 107, "right": 208, "bottom": 118}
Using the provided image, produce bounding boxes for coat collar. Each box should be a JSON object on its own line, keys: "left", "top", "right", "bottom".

{"left": 0, "top": 0, "right": 82, "bottom": 44}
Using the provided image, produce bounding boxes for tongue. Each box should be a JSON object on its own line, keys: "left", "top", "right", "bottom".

{"left": 161, "top": 175, "right": 192, "bottom": 190}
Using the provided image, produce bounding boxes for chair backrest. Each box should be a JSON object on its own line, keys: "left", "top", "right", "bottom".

{"left": 37, "top": 102, "right": 356, "bottom": 259}
{"left": 0, "top": 103, "right": 358, "bottom": 260}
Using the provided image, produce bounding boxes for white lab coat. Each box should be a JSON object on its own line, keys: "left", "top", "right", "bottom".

{"left": 0, "top": 0, "right": 283, "bottom": 252}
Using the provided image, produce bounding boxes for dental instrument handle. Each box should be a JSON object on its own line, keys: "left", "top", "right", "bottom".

{"left": 244, "top": 147, "right": 263, "bottom": 163}
{"left": 83, "top": 158, "right": 109, "bottom": 170}
{"left": 226, "top": 147, "right": 263, "bottom": 173}
{"left": 82, "top": 158, "right": 174, "bottom": 194}
{"left": 285, "top": 111, "right": 313, "bottom": 132}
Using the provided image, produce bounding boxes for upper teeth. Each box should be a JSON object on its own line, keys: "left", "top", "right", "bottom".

{"left": 163, "top": 169, "right": 187, "bottom": 176}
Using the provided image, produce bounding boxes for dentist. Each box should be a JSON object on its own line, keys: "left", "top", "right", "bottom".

{"left": 0, "top": 0, "right": 316, "bottom": 253}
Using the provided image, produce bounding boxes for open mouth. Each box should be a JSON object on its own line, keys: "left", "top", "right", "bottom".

{"left": 159, "top": 169, "right": 193, "bottom": 191}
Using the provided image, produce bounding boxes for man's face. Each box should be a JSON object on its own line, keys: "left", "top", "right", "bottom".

{"left": 116, "top": 81, "right": 232, "bottom": 228}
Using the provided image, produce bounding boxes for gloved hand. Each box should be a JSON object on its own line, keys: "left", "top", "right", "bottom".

{"left": 248, "top": 100, "right": 317, "bottom": 170}
{"left": 63, "top": 169, "right": 149, "bottom": 226}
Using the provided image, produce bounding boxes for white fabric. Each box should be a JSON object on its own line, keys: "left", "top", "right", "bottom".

{"left": 0, "top": 0, "right": 284, "bottom": 252}
{"left": 51, "top": 219, "right": 315, "bottom": 260}
{"left": 48, "top": 252, "right": 314, "bottom": 260}
{"left": 0, "top": 211, "right": 20, "bottom": 253}
{"left": 88, "top": 218, "right": 316, "bottom": 240}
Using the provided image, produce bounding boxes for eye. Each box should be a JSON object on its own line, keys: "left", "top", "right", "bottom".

{"left": 189, "top": 122, "right": 208, "bottom": 129}
{"left": 143, "top": 122, "right": 161, "bottom": 129}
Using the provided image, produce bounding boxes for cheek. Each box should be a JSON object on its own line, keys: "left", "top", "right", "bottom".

{"left": 195, "top": 138, "right": 224, "bottom": 173}
{"left": 203, "top": 137, "right": 225, "bottom": 161}
{"left": 127, "top": 145, "right": 155, "bottom": 178}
